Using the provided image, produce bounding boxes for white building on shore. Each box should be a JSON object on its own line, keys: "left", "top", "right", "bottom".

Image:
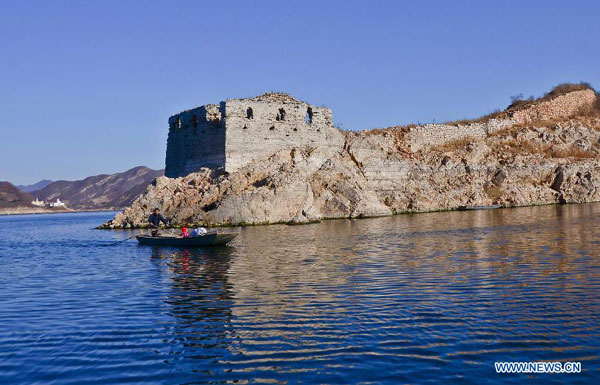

{"left": 31, "top": 198, "right": 45, "bottom": 207}
{"left": 49, "top": 198, "right": 66, "bottom": 208}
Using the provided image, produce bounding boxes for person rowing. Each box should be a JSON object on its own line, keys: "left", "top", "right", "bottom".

{"left": 148, "top": 207, "right": 169, "bottom": 237}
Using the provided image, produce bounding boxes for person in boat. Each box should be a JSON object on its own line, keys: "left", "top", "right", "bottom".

{"left": 148, "top": 208, "right": 169, "bottom": 237}
{"left": 190, "top": 227, "right": 207, "bottom": 237}
{"left": 180, "top": 227, "right": 190, "bottom": 238}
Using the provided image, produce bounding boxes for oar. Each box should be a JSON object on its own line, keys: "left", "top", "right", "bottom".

{"left": 104, "top": 235, "right": 138, "bottom": 246}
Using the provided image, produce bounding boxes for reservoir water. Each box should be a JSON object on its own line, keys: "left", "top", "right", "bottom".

{"left": 1, "top": 205, "right": 599, "bottom": 384}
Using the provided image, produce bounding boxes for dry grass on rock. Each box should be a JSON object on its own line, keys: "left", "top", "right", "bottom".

{"left": 431, "top": 136, "right": 478, "bottom": 152}
{"left": 494, "top": 138, "right": 595, "bottom": 160}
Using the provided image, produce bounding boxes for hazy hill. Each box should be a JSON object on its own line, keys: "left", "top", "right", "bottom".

{"left": 34, "top": 166, "right": 163, "bottom": 210}
{"left": 0, "top": 182, "right": 34, "bottom": 208}
{"left": 17, "top": 179, "right": 54, "bottom": 193}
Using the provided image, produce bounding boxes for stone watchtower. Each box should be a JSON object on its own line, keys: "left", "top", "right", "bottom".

{"left": 165, "top": 93, "right": 343, "bottom": 178}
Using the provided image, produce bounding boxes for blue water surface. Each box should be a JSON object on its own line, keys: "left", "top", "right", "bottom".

{"left": 0, "top": 206, "right": 599, "bottom": 384}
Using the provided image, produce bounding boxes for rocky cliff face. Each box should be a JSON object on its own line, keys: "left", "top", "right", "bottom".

{"left": 101, "top": 85, "right": 600, "bottom": 229}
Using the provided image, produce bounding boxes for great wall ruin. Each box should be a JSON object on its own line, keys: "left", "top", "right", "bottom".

{"left": 165, "top": 89, "right": 595, "bottom": 177}
{"left": 101, "top": 84, "right": 600, "bottom": 228}
{"left": 165, "top": 93, "right": 343, "bottom": 177}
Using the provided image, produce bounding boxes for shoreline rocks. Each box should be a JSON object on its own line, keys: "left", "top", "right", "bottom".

{"left": 0, "top": 207, "right": 75, "bottom": 216}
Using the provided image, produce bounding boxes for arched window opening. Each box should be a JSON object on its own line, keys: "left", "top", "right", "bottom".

{"left": 276, "top": 108, "right": 286, "bottom": 121}
{"left": 306, "top": 107, "right": 313, "bottom": 124}
{"left": 246, "top": 107, "right": 254, "bottom": 119}
{"left": 191, "top": 114, "right": 198, "bottom": 128}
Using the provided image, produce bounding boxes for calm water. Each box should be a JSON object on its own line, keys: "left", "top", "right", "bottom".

{"left": 1, "top": 205, "right": 599, "bottom": 384}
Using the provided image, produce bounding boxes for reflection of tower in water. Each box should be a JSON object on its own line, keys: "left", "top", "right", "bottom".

{"left": 150, "top": 246, "right": 236, "bottom": 376}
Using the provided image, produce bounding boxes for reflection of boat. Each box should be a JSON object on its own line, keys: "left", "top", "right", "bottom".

{"left": 457, "top": 205, "right": 502, "bottom": 211}
{"left": 136, "top": 233, "right": 238, "bottom": 247}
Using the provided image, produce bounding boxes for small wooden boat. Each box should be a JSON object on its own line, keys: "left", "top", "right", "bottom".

{"left": 457, "top": 205, "right": 502, "bottom": 211}
{"left": 136, "top": 233, "right": 238, "bottom": 247}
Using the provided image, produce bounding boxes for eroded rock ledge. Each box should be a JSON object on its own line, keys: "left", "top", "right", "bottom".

{"left": 100, "top": 85, "right": 600, "bottom": 229}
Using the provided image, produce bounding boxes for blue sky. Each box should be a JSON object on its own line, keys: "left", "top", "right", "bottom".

{"left": 1, "top": 0, "right": 599, "bottom": 185}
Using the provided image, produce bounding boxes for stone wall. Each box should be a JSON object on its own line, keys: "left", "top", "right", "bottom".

{"left": 407, "top": 124, "right": 488, "bottom": 152}
{"left": 165, "top": 93, "right": 345, "bottom": 177}
{"left": 509, "top": 89, "right": 596, "bottom": 124}
{"left": 165, "top": 104, "right": 225, "bottom": 177}
{"left": 406, "top": 89, "right": 596, "bottom": 152}
{"left": 223, "top": 93, "right": 344, "bottom": 171}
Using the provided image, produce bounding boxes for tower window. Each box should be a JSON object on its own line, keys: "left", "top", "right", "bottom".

{"left": 191, "top": 114, "right": 198, "bottom": 128}
{"left": 246, "top": 107, "right": 253, "bottom": 119}
{"left": 276, "top": 108, "right": 286, "bottom": 121}
{"left": 306, "top": 107, "right": 313, "bottom": 124}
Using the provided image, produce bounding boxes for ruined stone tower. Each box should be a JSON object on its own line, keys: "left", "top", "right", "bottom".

{"left": 165, "top": 93, "right": 344, "bottom": 178}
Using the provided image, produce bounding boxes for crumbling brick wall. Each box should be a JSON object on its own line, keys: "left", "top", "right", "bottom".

{"left": 165, "top": 104, "right": 226, "bottom": 178}
{"left": 165, "top": 93, "right": 344, "bottom": 178}
{"left": 509, "top": 89, "right": 596, "bottom": 125}
{"left": 407, "top": 89, "right": 596, "bottom": 152}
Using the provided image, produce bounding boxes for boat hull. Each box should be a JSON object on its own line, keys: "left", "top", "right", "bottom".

{"left": 136, "top": 233, "right": 237, "bottom": 247}
{"left": 457, "top": 205, "right": 502, "bottom": 211}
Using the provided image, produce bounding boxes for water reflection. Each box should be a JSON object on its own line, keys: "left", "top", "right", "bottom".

{"left": 150, "top": 246, "right": 237, "bottom": 378}
{"left": 145, "top": 204, "right": 600, "bottom": 383}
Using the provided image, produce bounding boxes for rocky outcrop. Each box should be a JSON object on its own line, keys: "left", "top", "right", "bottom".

{"left": 106, "top": 147, "right": 392, "bottom": 228}
{"left": 101, "top": 86, "right": 600, "bottom": 229}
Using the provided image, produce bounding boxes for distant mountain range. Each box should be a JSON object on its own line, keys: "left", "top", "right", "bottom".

{"left": 27, "top": 166, "right": 164, "bottom": 210}
{"left": 0, "top": 181, "right": 34, "bottom": 208}
{"left": 3, "top": 166, "right": 163, "bottom": 213}
{"left": 16, "top": 179, "right": 54, "bottom": 193}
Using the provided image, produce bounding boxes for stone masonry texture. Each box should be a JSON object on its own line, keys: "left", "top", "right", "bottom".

{"left": 165, "top": 93, "right": 344, "bottom": 177}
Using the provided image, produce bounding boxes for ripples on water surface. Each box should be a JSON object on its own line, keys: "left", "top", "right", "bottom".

{"left": 1, "top": 205, "right": 599, "bottom": 384}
